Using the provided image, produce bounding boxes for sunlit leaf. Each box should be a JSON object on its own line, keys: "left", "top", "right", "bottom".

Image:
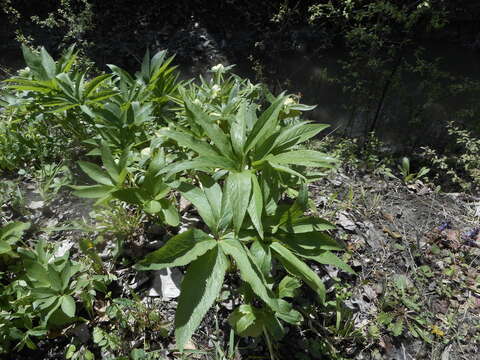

{"left": 175, "top": 246, "right": 228, "bottom": 350}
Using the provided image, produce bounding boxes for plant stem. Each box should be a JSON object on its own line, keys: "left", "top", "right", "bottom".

{"left": 263, "top": 326, "right": 275, "bottom": 360}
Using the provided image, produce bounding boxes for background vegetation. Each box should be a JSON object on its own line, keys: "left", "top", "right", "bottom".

{"left": 0, "top": 1, "right": 479, "bottom": 359}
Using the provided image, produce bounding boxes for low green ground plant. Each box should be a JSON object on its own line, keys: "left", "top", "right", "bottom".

{"left": 35, "top": 162, "right": 72, "bottom": 202}
{"left": 0, "top": 221, "right": 112, "bottom": 353}
{"left": 397, "top": 157, "right": 430, "bottom": 184}
{"left": 421, "top": 122, "right": 480, "bottom": 192}
{"left": 1, "top": 46, "right": 351, "bottom": 357}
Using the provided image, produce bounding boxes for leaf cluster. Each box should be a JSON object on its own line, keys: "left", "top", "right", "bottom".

{"left": 1, "top": 48, "right": 351, "bottom": 353}
{"left": 0, "top": 221, "right": 111, "bottom": 353}
{"left": 72, "top": 61, "right": 348, "bottom": 350}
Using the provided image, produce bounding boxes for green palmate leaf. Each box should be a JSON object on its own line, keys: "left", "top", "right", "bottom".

{"left": 0, "top": 242, "right": 11, "bottom": 254}
{"left": 22, "top": 44, "right": 41, "bottom": 73}
{"left": 100, "top": 143, "right": 120, "bottom": 183}
{"left": 259, "top": 164, "right": 281, "bottom": 215}
{"left": 146, "top": 151, "right": 167, "bottom": 178}
{"left": 78, "top": 161, "right": 113, "bottom": 186}
{"left": 40, "top": 47, "right": 56, "bottom": 79}
{"left": 295, "top": 123, "right": 330, "bottom": 143}
{"left": 198, "top": 174, "right": 223, "bottom": 228}
{"left": 48, "top": 267, "right": 63, "bottom": 291}
{"left": 277, "top": 231, "right": 344, "bottom": 251}
{"left": 61, "top": 295, "right": 76, "bottom": 318}
{"left": 112, "top": 188, "right": 146, "bottom": 205}
{"left": 175, "top": 246, "right": 228, "bottom": 351}
{"left": 88, "top": 90, "right": 118, "bottom": 103}
{"left": 58, "top": 45, "right": 77, "bottom": 72}
{"left": 160, "top": 155, "right": 236, "bottom": 178}
{"left": 0, "top": 221, "right": 30, "bottom": 241}
{"left": 84, "top": 74, "right": 111, "bottom": 99}
{"left": 55, "top": 73, "right": 75, "bottom": 99}
{"left": 160, "top": 129, "right": 220, "bottom": 158}
{"left": 228, "top": 305, "right": 263, "bottom": 337}
{"left": 262, "top": 311, "right": 285, "bottom": 341}
{"left": 267, "top": 160, "right": 306, "bottom": 180}
{"left": 226, "top": 171, "right": 252, "bottom": 234}
{"left": 270, "top": 242, "right": 326, "bottom": 304}
{"left": 43, "top": 299, "right": 63, "bottom": 325}
{"left": 177, "top": 182, "right": 217, "bottom": 232}
{"left": 184, "top": 99, "right": 236, "bottom": 161}
{"left": 136, "top": 229, "right": 216, "bottom": 270}
{"left": 71, "top": 185, "right": 113, "bottom": 199}
{"left": 7, "top": 83, "right": 54, "bottom": 93}
{"left": 230, "top": 101, "right": 247, "bottom": 157}
{"left": 270, "top": 150, "right": 338, "bottom": 168}
{"left": 220, "top": 239, "right": 278, "bottom": 311}
{"left": 144, "top": 200, "right": 161, "bottom": 213}
{"left": 267, "top": 122, "right": 321, "bottom": 153}
{"left": 289, "top": 103, "right": 317, "bottom": 111}
{"left": 108, "top": 64, "right": 135, "bottom": 84}
{"left": 34, "top": 295, "right": 58, "bottom": 311}
{"left": 276, "top": 299, "right": 303, "bottom": 325}
{"left": 247, "top": 175, "right": 264, "bottom": 238}
{"left": 284, "top": 217, "right": 336, "bottom": 233}
{"left": 159, "top": 198, "right": 180, "bottom": 226}
{"left": 61, "top": 263, "right": 81, "bottom": 290}
{"left": 277, "top": 276, "right": 302, "bottom": 298}
{"left": 26, "top": 262, "right": 50, "bottom": 285}
{"left": 249, "top": 239, "right": 271, "bottom": 278}
{"left": 31, "top": 287, "right": 58, "bottom": 300}
{"left": 299, "top": 250, "right": 355, "bottom": 274}
{"left": 140, "top": 49, "right": 152, "bottom": 80}
{"left": 245, "top": 95, "right": 285, "bottom": 153}
{"left": 274, "top": 203, "right": 304, "bottom": 230}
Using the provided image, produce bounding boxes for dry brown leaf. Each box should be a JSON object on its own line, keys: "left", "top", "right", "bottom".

{"left": 445, "top": 229, "right": 461, "bottom": 249}
{"left": 382, "top": 226, "right": 402, "bottom": 239}
{"left": 381, "top": 212, "right": 395, "bottom": 223}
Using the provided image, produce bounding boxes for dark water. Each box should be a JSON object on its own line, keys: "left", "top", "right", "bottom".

{"left": 231, "top": 42, "right": 480, "bottom": 150}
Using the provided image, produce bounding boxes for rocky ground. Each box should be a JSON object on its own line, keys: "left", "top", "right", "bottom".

{"left": 1, "top": 161, "right": 479, "bottom": 359}
{"left": 310, "top": 167, "right": 480, "bottom": 360}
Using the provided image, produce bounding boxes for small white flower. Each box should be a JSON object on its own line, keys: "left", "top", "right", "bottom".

{"left": 211, "top": 84, "right": 221, "bottom": 99}
{"left": 193, "top": 98, "right": 202, "bottom": 105}
{"left": 18, "top": 66, "right": 31, "bottom": 77}
{"left": 141, "top": 147, "right": 151, "bottom": 157}
{"left": 211, "top": 64, "right": 225, "bottom": 73}
{"left": 284, "top": 97, "right": 295, "bottom": 106}
{"left": 417, "top": 1, "right": 430, "bottom": 8}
